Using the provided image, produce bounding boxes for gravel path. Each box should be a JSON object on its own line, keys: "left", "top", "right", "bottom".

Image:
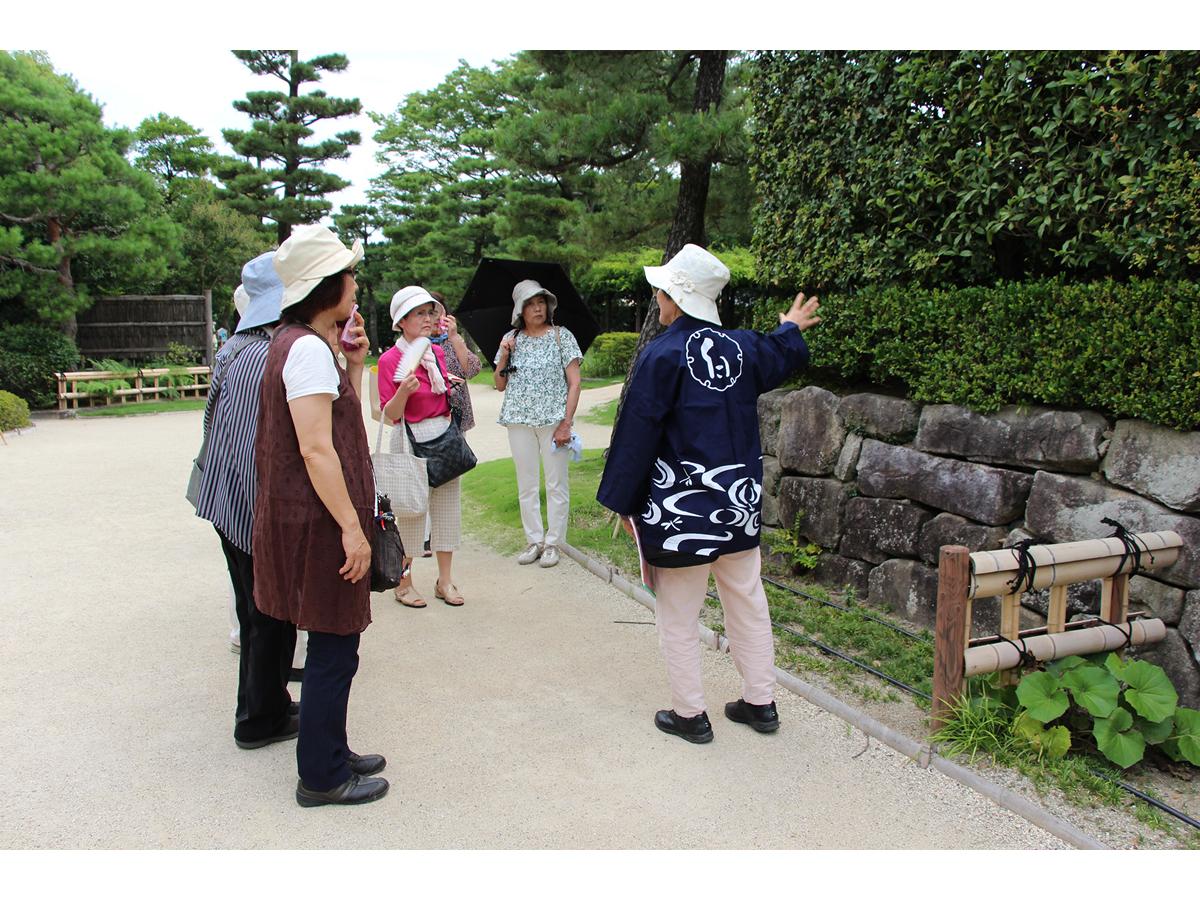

{"left": 0, "top": 382, "right": 1070, "bottom": 849}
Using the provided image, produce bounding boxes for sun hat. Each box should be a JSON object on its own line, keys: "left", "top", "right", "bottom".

{"left": 273, "top": 224, "right": 364, "bottom": 310}
{"left": 233, "top": 285, "right": 249, "bottom": 317}
{"left": 510, "top": 279, "right": 557, "bottom": 327}
{"left": 390, "top": 285, "right": 446, "bottom": 330}
{"left": 644, "top": 243, "right": 729, "bottom": 326}
{"left": 235, "top": 251, "right": 285, "bottom": 333}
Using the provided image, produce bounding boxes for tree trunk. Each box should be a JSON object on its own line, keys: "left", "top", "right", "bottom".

{"left": 614, "top": 51, "right": 728, "bottom": 421}
{"left": 277, "top": 50, "right": 301, "bottom": 244}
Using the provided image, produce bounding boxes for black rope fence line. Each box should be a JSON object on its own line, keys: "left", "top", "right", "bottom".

{"left": 706, "top": 588, "right": 932, "bottom": 701}
{"left": 761, "top": 574, "right": 931, "bottom": 643}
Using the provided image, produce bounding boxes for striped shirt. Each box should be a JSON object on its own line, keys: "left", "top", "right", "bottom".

{"left": 194, "top": 329, "right": 272, "bottom": 554}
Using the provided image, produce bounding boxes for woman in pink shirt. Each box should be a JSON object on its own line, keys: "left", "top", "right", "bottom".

{"left": 378, "top": 286, "right": 468, "bottom": 608}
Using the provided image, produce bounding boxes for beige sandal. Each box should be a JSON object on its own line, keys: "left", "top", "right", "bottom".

{"left": 435, "top": 581, "right": 465, "bottom": 607}
{"left": 394, "top": 585, "right": 427, "bottom": 608}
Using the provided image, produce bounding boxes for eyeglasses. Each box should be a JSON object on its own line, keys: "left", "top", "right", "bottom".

{"left": 409, "top": 308, "right": 439, "bottom": 318}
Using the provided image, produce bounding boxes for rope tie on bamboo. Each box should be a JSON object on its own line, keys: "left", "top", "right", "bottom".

{"left": 1096, "top": 616, "right": 1135, "bottom": 649}
{"left": 995, "top": 632, "right": 1038, "bottom": 669}
{"left": 1101, "top": 516, "right": 1155, "bottom": 577}
{"left": 1007, "top": 538, "right": 1041, "bottom": 593}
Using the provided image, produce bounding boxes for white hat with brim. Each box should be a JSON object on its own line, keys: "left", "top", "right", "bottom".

{"left": 236, "top": 251, "right": 284, "bottom": 333}
{"left": 233, "top": 285, "right": 249, "bottom": 317}
{"left": 390, "top": 286, "right": 446, "bottom": 330}
{"left": 644, "top": 243, "right": 729, "bottom": 326}
{"left": 273, "top": 224, "right": 364, "bottom": 311}
{"left": 511, "top": 279, "right": 557, "bottom": 327}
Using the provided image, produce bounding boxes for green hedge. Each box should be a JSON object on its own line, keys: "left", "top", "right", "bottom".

{"left": 581, "top": 332, "right": 639, "bottom": 378}
{"left": 0, "top": 389, "right": 31, "bottom": 430}
{"left": 0, "top": 324, "right": 80, "bottom": 409}
{"left": 750, "top": 279, "right": 1200, "bottom": 430}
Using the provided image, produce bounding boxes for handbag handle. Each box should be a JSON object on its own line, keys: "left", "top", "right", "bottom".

{"left": 376, "top": 406, "right": 414, "bottom": 456}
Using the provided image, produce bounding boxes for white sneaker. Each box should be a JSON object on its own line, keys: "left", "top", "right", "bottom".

{"left": 538, "top": 546, "right": 560, "bottom": 568}
{"left": 517, "top": 543, "right": 543, "bottom": 565}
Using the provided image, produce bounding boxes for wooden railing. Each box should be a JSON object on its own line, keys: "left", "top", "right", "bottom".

{"left": 54, "top": 367, "right": 212, "bottom": 411}
{"left": 931, "top": 530, "right": 1183, "bottom": 731}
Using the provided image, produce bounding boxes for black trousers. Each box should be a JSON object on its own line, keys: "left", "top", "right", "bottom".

{"left": 297, "top": 630, "right": 361, "bottom": 791}
{"left": 218, "top": 530, "right": 296, "bottom": 742}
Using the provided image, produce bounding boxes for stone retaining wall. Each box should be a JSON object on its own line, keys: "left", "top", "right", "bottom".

{"left": 759, "top": 387, "right": 1200, "bottom": 706}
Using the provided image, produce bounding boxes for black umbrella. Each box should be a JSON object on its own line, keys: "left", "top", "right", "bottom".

{"left": 456, "top": 257, "right": 601, "bottom": 367}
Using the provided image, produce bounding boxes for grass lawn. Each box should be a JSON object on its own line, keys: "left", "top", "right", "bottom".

{"left": 460, "top": 448, "right": 639, "bottom": 574}
{"left": 78, "top": 398, "right": 208, "bottom": 417}
{"left": 581, "top": 397, "right": 617, "bottom": 426}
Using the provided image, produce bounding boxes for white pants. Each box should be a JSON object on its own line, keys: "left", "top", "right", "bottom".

{"left": 652, "top": 548, "right": 776, "bottom": 718}
{"left": 507, "top": 424, "right": 570, "bottom": 548}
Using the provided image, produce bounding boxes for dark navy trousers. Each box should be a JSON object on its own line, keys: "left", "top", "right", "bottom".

{"left": 297, "top": 630, "right": 361, "bottom": 791}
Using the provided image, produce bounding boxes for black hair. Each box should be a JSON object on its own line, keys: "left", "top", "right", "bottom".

{"left": 282, "top": 271, "right": 352, "bottom": 325}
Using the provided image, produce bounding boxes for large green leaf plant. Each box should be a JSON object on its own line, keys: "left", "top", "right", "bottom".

{"left": 1012, "top": 653, "right": 1198, "bottom": 769}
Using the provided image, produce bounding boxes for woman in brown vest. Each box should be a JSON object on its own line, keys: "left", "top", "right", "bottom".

{"left": 254, "top": 224, "right": 388, "bottom": 807}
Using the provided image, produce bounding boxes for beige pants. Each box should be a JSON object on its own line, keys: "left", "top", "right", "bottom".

{"left": 652, "top": 548, "right": 776, "bottom": 718}
{"left": 506, "top": 424, "right": 570, "bottom": 548}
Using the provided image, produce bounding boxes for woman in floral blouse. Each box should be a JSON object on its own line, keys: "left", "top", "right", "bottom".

{"left": 493, "top": 279, "right": 582, "bottom": 568}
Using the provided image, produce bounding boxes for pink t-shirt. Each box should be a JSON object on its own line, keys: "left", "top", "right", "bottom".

{"left": 377, "top": 342, "right": 452, "bottom": 424}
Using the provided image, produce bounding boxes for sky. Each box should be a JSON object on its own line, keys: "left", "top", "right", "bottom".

{"left": 32, "top": 47, "right": 517, "bottom": 216}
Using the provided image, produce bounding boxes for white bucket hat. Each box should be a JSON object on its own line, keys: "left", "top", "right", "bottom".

{"left": 644, "top": 243, "right": 729, "bottom": 326}
{"left": 390, "top": 285, "right": 445, "bottom": 330}
{"left": 233, "top": 285, "right": 249, "bottom": 317}
{"left": 273, "top": 224, "right": 364, "bottom": 310}
{"left": 511, "top": 279, "right": 557, "bottom": 327}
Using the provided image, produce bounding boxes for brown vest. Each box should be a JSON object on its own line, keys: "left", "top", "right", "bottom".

{"left": 252, "top": 324, "right": 373, "bottom": 635}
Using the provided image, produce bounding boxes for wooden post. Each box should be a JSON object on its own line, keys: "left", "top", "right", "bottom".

{"left": 998, "top": 590, "right": 1023, "bottom": 685}
{"left": 932, "top": 545, "right": 971, "bottom": 731}
{"left": 203, "top": 289, "right": 214, "bottom": 371}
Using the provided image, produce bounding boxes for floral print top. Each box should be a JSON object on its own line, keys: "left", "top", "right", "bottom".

{"left": 494, "top": 326, "right": 583, "bottom": 428}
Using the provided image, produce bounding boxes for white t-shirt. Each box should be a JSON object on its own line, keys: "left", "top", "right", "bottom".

{"left": 282, "top": 334, "right": 340, "bottom": 401}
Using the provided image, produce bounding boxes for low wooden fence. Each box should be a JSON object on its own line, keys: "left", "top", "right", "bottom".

{"left": 931, "top": 529, "right": 1184, "bottom": 731}
{"left": 54, "top": 367, "right": 212, "bottom": 412}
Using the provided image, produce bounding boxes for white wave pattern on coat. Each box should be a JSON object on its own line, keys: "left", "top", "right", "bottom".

{"left": 641, "top": 457, "right": 762, "bottom": 555}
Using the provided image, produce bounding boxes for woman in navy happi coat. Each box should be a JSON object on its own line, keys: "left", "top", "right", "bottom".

{"left": 598, "top": 243, "right": 821, "bottom": 744}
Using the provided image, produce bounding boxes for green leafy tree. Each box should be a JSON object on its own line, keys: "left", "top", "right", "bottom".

{"left": 333, "top": 204, "right": 384, "bottom": 351}
{"left": 0, "top": 51, "right": 179, "bottom": 334}
{"left": 132, "top": 114, "right": 214, "bottom": 203}
{"left": 129, "top": 114, "right": 270, "bottom": 328}
{"left": 218, "top": 50, "right": 361, "bottom": 243}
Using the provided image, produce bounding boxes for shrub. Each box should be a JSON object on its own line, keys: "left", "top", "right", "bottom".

{"left": 0, "top": 390, "right": 31, "bottom": 430}
{"left": 163, "top": 341, "right": 200, "bottom": 366}
{"left": 0, "top": 324, "right": 80, "bottom": 409}
{"left": 749, "top": 278, "right": 1200, "bottom": 430}
{"left": 580, "top": 332, "right": 639, "bottom": 378}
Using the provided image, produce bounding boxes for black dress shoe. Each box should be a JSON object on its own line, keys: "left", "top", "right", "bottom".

{"left": 654, "top": 709, "right": 714, "bottom": 744}
{"left": 288, "top": 701, "right": 299, "bottom": 717}
{"left": 724, "top": 698, "right": 780, "bottom": 733}
{"left": 235, "top": 714, "right": 300, "bottom": 749}
{"left": 347, "top": 751, "right": 386, "bottom": 776}
{"left": 295, "top": 774, "right": 389, "bottom": 808}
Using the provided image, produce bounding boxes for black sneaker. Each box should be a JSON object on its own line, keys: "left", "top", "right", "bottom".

{"left": 724, "top": 698, "right": 780, "bottom": 733}
{"left": 654, "top": 709, "right": 714, "bottom": 744}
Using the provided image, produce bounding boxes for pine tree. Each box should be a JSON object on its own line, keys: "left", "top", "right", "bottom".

{"left": 217, "top": 50, "right": 361, "bottom": 243}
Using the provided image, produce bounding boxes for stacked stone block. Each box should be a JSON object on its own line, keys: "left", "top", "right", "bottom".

{"left": 760, "top": 387, "right": 1200, "bottom": 705}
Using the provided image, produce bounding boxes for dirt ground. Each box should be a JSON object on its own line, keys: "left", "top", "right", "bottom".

{"left": 0, "top": 380, "right": 1080, "bottom": 850}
